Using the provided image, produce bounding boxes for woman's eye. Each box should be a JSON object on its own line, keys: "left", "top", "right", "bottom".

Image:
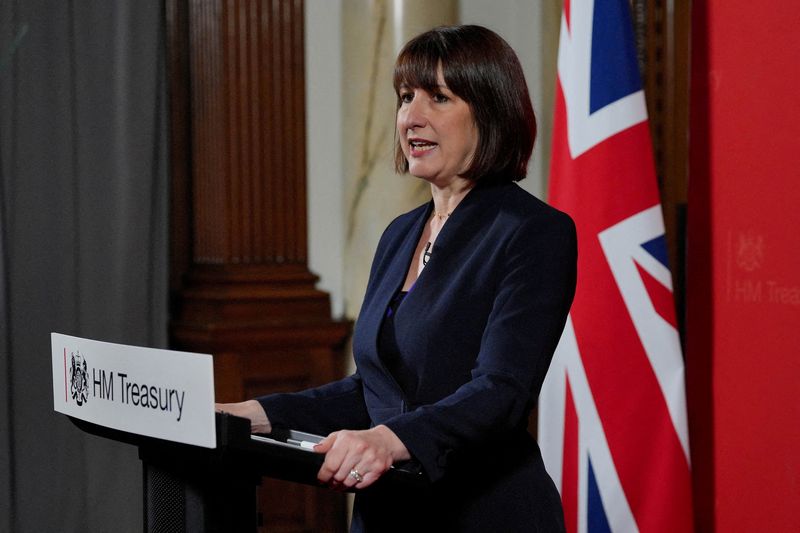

{"left": 400, "top": 92, "right": 413, "bottom": 103}
{"left": 433, "top": 93, "right": 449, "bottom": 103}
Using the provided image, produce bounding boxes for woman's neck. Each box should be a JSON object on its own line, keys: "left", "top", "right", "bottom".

{"left": 429, "top": 177, "right": 475, "bottom": 218}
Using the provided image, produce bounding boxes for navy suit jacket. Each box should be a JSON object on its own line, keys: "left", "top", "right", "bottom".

{"left": 259, "top": 181, "right": 576, "bottom": 531}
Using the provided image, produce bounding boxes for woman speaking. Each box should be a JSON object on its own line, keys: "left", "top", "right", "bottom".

{"left": 219, "top": 25, "right": 576, "bottom": 532}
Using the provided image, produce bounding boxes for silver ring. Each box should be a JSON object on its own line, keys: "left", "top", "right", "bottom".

{"left": 348, "top": 468, "right": 363, "bottom": 483}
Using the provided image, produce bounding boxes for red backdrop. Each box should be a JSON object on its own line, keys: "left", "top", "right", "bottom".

{"left": 687, "top": 2, "right": 800, "bottom": 531}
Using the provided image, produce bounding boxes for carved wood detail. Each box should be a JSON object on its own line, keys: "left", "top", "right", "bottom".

{"left": 633, "top": 0, "right": 690, "bottom": 339}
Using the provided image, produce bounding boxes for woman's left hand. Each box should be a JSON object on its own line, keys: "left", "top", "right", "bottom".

{"left": 313, "top": 424, "right": 411, "bottom": 490}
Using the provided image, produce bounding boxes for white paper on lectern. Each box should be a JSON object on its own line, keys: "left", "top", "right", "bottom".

{"left": 51, "top": 333, "right": 216, "bottom": 448}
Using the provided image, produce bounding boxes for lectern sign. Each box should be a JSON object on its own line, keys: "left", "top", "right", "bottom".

{"left": 51, "top": 333, "right": 216, "bottom": 448}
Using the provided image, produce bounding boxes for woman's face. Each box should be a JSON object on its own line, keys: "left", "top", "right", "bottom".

{"left": 396, "top": 67, "right": 478, "bottom": 185}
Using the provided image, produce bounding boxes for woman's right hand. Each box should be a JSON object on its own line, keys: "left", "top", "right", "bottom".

{"left": 215, "top": 399, "right": 271, "bottom": 434}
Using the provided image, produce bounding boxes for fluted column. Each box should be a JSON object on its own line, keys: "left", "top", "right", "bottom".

{"left": 189, "top": 0, "right": 306, "bottom": 266}
{"left": 166, "top": 1, "right": 348, "bottom": 530}
{"left": 169, "top": 0, "right": 343, "bottom": 334}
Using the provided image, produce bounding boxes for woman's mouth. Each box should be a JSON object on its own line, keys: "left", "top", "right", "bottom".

{"left": 409, "top": 139, "right": 438, "bottom": 156}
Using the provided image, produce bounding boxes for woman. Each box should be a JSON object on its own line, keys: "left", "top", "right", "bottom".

{"left": 219, "top": 25, "right": 576, "bottom": 532}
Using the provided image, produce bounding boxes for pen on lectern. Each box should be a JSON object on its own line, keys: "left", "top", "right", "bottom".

{"left": 287, "top": 438, "right": 317, "bottom": 450}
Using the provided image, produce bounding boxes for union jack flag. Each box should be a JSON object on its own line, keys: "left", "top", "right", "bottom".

{"left": 538, "top": 1, "right": 694, "bottom": 532}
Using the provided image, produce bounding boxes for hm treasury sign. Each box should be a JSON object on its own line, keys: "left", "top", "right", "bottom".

{"left": 51, "top": 333, "right": 216, "bottom": 448}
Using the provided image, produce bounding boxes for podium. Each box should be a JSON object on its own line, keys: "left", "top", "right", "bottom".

{"left": 52, "top": 333, "right": 424, "bottom": 532}
{"left": 70, "top": 413, "right": 425, "bottom": 532}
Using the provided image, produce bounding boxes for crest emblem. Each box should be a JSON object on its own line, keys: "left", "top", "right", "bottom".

{"left": 736, "top": 231, "right": 764, "bottom": 272}
{"left": 69, "top": 351, "right": 89, "bottom": 406}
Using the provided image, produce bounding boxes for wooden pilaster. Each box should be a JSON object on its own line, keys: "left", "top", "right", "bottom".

{"left": 165, "top": 1, "right": 349, "bottom": 531}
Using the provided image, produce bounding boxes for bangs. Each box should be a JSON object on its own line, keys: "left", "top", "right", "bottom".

{"left": 393, "top": 44, "right": 442, "bottom": 95}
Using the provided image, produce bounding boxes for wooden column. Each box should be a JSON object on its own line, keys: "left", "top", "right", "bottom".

{"left": 165, "top": 1, "right": 349, "bottom": 531}
{"left": 632, "top": 0, "right": 691, "bottom": 339}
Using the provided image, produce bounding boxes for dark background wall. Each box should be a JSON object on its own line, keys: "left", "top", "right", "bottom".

{"left": 0, "top": 2, "right": 168, "bottom": 531}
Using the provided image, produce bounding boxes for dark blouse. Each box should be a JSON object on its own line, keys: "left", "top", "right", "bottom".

{"left": 378, "top": 290, "right": 410, "bottom": 395}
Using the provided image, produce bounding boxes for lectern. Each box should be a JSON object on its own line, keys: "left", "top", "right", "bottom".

{"left": 70, "top": 413, "right": 311, "bottom": 531}
{"left": 70, "top": 412, "right": 424, "bottom": 532}
{"left": 51, "top": 333, "right": 424, "bottom": 533}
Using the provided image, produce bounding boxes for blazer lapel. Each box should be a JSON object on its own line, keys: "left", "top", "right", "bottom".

{"left": 393, "top": 182, "right": 507, "bottom": 309}
{"left": 361, "top": 202, "right": 432, "bottom": 363}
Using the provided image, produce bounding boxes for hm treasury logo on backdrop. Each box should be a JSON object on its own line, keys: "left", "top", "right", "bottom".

{"left": 52, "top": 333, "right": 217, "bottom": 448}
{"left": 68, "top": 351, "right": 89, "bottom": 406}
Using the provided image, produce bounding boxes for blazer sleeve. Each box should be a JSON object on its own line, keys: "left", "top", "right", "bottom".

{"left": 256, "top": 373, "right": 372, "bottom": 436}
{"left": 383, "top": 212, "right": 577, "bottom": 482}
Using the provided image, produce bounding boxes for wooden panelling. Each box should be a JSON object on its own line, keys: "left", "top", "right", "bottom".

{"left": 635, "top": 4, "right": 701, "bottom": 528}
{"left": 633, "top": 0, "right": 690, "bottom": 339}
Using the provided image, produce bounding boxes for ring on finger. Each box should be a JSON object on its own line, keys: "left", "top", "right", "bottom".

{"left": 348, "top": 468, "right": 364, "bottom": 483}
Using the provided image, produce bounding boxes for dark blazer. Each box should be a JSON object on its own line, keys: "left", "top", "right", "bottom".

{"left": 259, "top": 181, "right": 576, "bottom": 532}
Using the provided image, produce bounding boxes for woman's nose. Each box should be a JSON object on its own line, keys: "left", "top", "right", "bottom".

{"left": 399, "top": 96, "right": 427, "bottom": 131}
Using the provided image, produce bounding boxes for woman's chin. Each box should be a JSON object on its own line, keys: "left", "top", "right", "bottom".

{"left": 407, "top": 167, "right": 434, "bottom": 182}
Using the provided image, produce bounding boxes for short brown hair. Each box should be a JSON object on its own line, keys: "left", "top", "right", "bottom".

{"left": 393, "top": 25, "right": 536, "bottom": 182}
